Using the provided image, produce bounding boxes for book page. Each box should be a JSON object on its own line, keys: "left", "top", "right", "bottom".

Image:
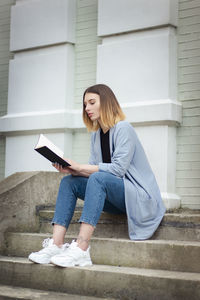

{"left": 35, "top": 134, "right": 64, "bottom": 158}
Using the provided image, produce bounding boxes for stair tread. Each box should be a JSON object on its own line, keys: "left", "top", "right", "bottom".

{"left": 39, "top": 209, "right": 200, "bottom": 224}
{"left": 1, "top": 256, "right": 199, "bottom": 300}
{"left": 40, "top": 209, "right": 200, "bottom": 217}
{"left": 1, "top": 255, "right": 200, "bottom": 281}
{"left": 0, "top": 284, "right": 111, "bottom": 300}
{"left": 5, "top": 232, "right": 200, "bottom": 273}
{"left": 6, "top": 232, "right": 200, "bottom": 246}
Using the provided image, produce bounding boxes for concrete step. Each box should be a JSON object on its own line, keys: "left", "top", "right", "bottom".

{"left": 5, "top": 232, "right": 200, "bottom": 273}
{"left": 38, "top": 209, "right": 200, "bottom": 241}
{"left": 0, "top": 284, "right": 113, "bottom": 300}
{"left": 0, "top": 256, "right": 200, "bottom": 300}
{"left": 39, "top": 210, "right": 129, "bottom": 238}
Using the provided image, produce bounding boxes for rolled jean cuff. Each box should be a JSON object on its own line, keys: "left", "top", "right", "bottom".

{"left": 78, "top": 217, "right": 97, "bottom": 228}
{"left": 51, "top": 218, "right": 68, "bottom": 229}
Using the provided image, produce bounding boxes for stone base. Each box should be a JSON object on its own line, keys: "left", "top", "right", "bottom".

{"left": 162, "top": 192, "right": 181, "bottom": 211}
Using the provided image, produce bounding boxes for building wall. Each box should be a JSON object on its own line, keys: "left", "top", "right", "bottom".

{"left": 176, "top": 0, "right": 200, "bottom": 209}
{"left": 0, "top": 0, "right": 199, "bottom": 209}
{"left": 0, "top": 0, "right": 15, "bottom": 180}
{"left": 0, "top": 0, "right": 182, "bottom": 211}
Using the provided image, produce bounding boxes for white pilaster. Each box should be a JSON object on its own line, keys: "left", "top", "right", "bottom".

{"left": 97, "top": 0, "right": 181, "bottom": 210}
{"left": 1, "top": 0, "right": 76, "bottom": 177}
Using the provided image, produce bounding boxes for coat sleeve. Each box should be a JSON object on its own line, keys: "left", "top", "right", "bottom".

{"left": 99, "top": 123, "right": 136, "bottom": 178}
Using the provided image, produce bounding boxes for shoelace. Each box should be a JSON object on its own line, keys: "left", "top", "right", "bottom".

{"left": 42, "top": 238, "right": 51, "bottom": 248}
{"left": 42, "top": 238, "right": 70, "bottom": 250}
{"left": 63, "top": 242, "right": 70, "bottom": 250}
{"left": 54, "top": 241, "right": 77, "bottom": 258}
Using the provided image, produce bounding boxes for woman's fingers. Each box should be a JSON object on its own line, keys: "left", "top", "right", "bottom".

{"left": 52, "top": 163, "right": 70, "bottom": 173}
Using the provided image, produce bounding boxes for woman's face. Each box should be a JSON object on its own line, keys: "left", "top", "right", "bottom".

{"left": 84, "top": 92, "right": 101, "bottom": 122}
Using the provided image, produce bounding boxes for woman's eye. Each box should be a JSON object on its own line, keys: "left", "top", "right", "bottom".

{"left": 91, "top": 102, "right": 95, "bottom": 105}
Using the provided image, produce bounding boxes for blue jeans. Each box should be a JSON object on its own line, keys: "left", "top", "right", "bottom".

{"left": 52, "top": 171, "right": 126, "bottom": 228}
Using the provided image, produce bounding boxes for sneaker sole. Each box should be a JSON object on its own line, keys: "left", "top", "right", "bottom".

{"left": 28, "top": 256, "right": 51, "bottom": 264}
{"left": 51, "top": 259, "right": 93, "bottom": 268}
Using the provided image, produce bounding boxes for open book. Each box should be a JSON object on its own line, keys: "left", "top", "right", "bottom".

{"left": 34, "top": 134, "right": 71, "bottom": 168}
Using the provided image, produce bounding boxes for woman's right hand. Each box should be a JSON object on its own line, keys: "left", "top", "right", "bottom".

{"left": 52, "top": 162, "right": 79, "bottom": 176}
{"left": 52, "top": 163, "right": 71, "bottom": 174}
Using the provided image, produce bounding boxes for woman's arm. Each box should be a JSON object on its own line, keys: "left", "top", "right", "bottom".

{"left": 78, "top": 164, "right": 99, "bottom": 177}
{"left": 52, "top": 122, "right": 136, "bottom": 178}
{"left": 52, "top": 161, "right": 99, "bottom": 177}
{"left": 52, "top": 133, "right": 98, "bottom": 177}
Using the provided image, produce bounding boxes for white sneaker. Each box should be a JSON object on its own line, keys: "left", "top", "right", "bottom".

{"left": 51, "top": 240, "right": 93, "bottom": 267}
{"left": 28, "top": 238, "right": 69, "bottom": 264}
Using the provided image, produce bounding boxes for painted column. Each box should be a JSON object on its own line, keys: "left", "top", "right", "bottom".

{"left": 0, "top": 0, "right": 76, "bottom": 176}
{"left": 97, "top": 0, "right": 182, "bottom": 209}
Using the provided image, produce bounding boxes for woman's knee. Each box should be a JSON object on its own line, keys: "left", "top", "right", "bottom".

{"left": 59, "top": 175, "right": 88, "bottom": 197}
{"left": 88, "top": 171, "right": 107, "bottom": 184}
{"left": 59, "top": 175, "right": 81, "bottom": 189}
{"left": 60, "top": 175, "right": 73, "bottom": 186}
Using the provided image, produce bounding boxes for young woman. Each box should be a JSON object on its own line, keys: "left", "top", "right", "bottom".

{"left": 28, "top": 84, "right": 166, "bottom": 267}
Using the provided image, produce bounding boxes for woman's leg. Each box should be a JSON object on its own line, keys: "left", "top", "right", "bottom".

{"left": 78, "top": 171, "right": 125, "bottom": 250}
{"left": 28, "top": 175, "right": 88, "bottom": 264}
{"left": 76, "top": 223, "right": 94, "bottom": 250}
{"left": 52, "top": 225, "right": 67, "bottom": 247}
{"left": 50, "top": 171, "right": 125, "bottom": 267}
{"left": 52, "top": 175, "right": 88, "bottom": 246}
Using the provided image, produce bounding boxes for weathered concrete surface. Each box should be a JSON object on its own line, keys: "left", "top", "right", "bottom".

{"left": 39, "top": 209, "right": 129, "bottom": 238}
{"left": 0, "top": 284, "right": 112, "bottom": 300}
{"left": 153, "top": 211, "right": 200, "bottom": 241}
{"left": 5, "top": 232, "right": 200, "bottom": 273}
{"left": 0, "top": 256, "right": 200, "bottom": 300}
{"left": 0, "top": 172, "right": 63, "bottom": 254}
{"left": 38, "top": 208, "right": 200, "bottom": 241}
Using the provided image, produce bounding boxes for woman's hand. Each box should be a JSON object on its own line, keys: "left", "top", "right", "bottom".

{"left": 52, "top": 159, "right": 81, "bottom": 176}
{"left": 52, "top": 162, "right": 70, "bottom": 174}
{"left": 52, "top": 159, "right": 99, "bottom": 177}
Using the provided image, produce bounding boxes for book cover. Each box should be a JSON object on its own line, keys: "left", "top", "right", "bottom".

{"left": 34, "top": 134, "right": 71, "bottom": 168}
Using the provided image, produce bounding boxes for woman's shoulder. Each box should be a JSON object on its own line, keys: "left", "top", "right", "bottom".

{"left": 115, "top": 120, "right": 135, "bottom": 131}
{"left": 114, "top": 121, "right": 138, "bottom": 141}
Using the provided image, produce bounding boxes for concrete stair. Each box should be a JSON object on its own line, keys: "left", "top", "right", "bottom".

{"left": 38, "top": 208, "right": 200, "bottom": 241}
{"left": 0, "top": 256, "right": 200, "bottom": 300}
{"left": 5, "top": 233, "right": 200, "bottom": 273}
{"left": 0, "top": 207, "right": 200, "bottom": 299}
{"left": 0, "top": 284, "right": 113, "bottom": 300}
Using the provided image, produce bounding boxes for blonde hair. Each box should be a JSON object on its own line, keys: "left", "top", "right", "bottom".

{"left": 82, "top": 84, "right": 125, "bottom": 131}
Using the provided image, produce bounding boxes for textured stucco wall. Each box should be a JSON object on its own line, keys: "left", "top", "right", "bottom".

{"left": 74, "top": 0, "right": 99, "bottom": 108}
{"left": 72, "top": 0, "right": 100, "bottom": 163}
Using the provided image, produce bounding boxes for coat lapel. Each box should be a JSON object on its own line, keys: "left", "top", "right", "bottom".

{"left": 94, "top": 129, "right": 102, "bottom": 163}
{"left": 109, "top": 126, "right": 115, "bottom": 157}
{"left": 94, "top": 125, "right": 116, "bottom": 163}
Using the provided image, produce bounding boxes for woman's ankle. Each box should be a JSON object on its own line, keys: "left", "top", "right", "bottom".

{"left": 53, "top": 239, "right": 64, "bottom": 248}
{"left": 52, "top": 224, "right": 67, "bottom": 247}
{"left": 76, "top": 236, "right": 89, "bottom": 251}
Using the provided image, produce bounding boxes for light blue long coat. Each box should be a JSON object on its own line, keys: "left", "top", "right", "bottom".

{"left": 89, "top": 120, "right": 166, "bottom": 240}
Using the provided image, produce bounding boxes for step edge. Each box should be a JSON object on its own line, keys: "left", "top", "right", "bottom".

{"left": 0, "top": 255, "right": 200, "bottom": 281}
{"left": 0, "top": 284, "right": 111, "bottom": 300}
{"left": 5, "top": 232, "right": 200, "bottom": 246}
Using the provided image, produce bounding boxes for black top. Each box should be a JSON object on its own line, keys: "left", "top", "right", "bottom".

{"left": 100, "top": 129, "right": 111, "bottom": 163}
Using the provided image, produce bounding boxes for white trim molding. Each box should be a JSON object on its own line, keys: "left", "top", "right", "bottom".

{"left": 0, "top": 99, "right": 182, "bottom": 135}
